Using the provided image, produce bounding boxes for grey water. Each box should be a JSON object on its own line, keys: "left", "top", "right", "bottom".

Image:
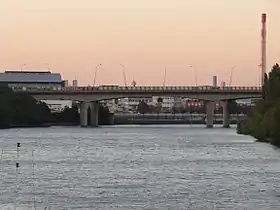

{"left": 0, "top": 125, "right": 280, "bottom": 210}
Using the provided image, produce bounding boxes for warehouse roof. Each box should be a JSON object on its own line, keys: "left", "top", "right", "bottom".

{"left": 0, "top": 70, "right": 62, "bottom": 83}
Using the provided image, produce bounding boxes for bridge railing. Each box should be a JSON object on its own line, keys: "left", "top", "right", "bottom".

{"left": 12, "top": 85, "right": 262, "bottom": 93}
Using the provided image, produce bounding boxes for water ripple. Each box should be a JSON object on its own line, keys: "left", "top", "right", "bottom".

{"left": 0, "top": 125, "right": 280, "bottom": 209}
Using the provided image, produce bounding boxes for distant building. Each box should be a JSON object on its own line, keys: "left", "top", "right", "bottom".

{"left": 64, "top": 80, "right": 69, "bottom": 87}
{"left": 0, "top": 70, "right": 64, "bottom": 88}
{"left": 0, "top": 70, "right": 69, "bottom": 111}
{"left": 103, "top": 96, "right": 184, "bottom": 113}
{"left": 152, "top": 96, "right": 175, "bottom": 112}
{"left": 185, "top": 99, "right": 204, "bottom": 108}
{"left": 236, "top": 99, "right": 254, "bottom": 105}
{"left": 122, "top": 97, "right": 154, "bottom": 111}
{"left": 41, "top": 100, "right": 72, "bottom": 113}
{"left": 213, "top": 76, "right": 217, "bottom": 87}
{"left": 72, "top": 79, "right": 78, "bottom": 87}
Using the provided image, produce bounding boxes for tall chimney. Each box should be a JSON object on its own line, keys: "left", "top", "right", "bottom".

{"left": 261, "top": 13, "right": 267, "bottom": 86}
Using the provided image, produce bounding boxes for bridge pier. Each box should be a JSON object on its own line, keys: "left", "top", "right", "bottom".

{"left": 222, "top": 100, "right": 230, "bottom": 128}
{"left": 80, "top": 102, "right": 89, "bottom": 127}
{"left": 79, "top": 101, "right": 99, "bottom": 127}
{"left": 205, "top": 101, "right": 214, "bottom": 128}
{"left": 90, "top": 101, "right": 99, "bottom": 127}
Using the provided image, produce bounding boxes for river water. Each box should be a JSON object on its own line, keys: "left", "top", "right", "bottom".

{"left": 0, "top": 125, "right": 280, "bottom": 210}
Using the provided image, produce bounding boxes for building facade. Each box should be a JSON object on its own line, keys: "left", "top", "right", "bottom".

{"left": 0, "top": 70, "right": 71, "bottom": 112}
{"left": 0, "top": 70, "right": 64, "bottom": 89}
{"left": 118, "top": 97, "right": 154, "bottom": 112}
{"left": 41, "top": 100, "right": 72, "bottom": 113}
{"left": 152, "top": 96, "right": 175, "bottom": 112}
{"left": 103, "top": 96, "right": 182, "bottom": 113}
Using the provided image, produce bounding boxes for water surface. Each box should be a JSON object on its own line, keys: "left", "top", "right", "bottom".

{"left": 0, "top": 125, "right": 280, "bottom": 209}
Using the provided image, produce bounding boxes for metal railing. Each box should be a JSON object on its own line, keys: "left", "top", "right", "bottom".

{"left": 12, "top": 85, "right": 262, "bottom": 93}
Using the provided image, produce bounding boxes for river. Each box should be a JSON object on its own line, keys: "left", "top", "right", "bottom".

{"left": 0, "top": 125, "right": 280, "bottom": 210}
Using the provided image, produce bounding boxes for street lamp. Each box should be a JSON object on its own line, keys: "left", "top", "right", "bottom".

{"left": 189, "top": 64, "right": 198, "bottom": 86}
{"left": 45, "top": 62, "right": 51, "bottom": 71}
{"left": 162, "top": 67, "right": 167, "bottom": 87}
{"left": 21, "top": 63, "right": 28, "bottom": 72}
{"left": 120, "top": 64, "right": 127, "bottom": 87}
{"left": 229, "top": 65, "right": 236, "bottom": 87}
{"left": 93, "top": 63, "right": 102, "bottom": 86}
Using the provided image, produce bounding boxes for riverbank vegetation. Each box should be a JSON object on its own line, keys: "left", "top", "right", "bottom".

{"left": 237, "top": 63, "right": 280, "bottom": 146}
{"left": 0, "top": 85, "right": 52, "bottom": 128}
{"left": 0, "top": 85, "right": 111, "bottom": 128}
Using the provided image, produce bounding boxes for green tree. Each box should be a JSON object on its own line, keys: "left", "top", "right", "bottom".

{"left": 0, "top": 85, "right": 52, "bottom": 128}
{"left": 137, "top": 100, "right": 150, "bottom": 114}
{"left": 237, "top": 63, "right": 280, "bottom": 146}
{"left": 228, "top": 101, "right": 238, "bottom": 114}
{"left": 0, "top": 85, "right": 113, "bottom": 128}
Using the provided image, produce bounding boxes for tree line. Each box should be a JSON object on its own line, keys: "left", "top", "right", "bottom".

{"left": 0, "top": 85, "right": 111, "bottom": 129}
{"left": 237, "top": 63, "right": 280, "bottom": 146}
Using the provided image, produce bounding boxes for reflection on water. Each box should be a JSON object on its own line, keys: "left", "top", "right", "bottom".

{"left": 0, "top": 125, "right": 280, "bottom": 210}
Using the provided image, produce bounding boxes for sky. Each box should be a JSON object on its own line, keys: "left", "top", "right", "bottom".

{"left": 0, "top": 0, "right": 279, "bottom": 86}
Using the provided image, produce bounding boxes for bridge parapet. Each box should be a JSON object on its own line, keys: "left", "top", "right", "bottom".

{"left": 13, "top": 85, "right": 262, "bottom": 94}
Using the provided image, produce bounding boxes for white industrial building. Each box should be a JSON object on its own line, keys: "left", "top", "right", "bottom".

{"left": 117, "top": 97, "right": 154, "bottom": 112}
{"left": 41, "top": 100, "right": 73, "bottom": 113}
{"left": 102, "top": 96, "right": 183, "bottom": 113}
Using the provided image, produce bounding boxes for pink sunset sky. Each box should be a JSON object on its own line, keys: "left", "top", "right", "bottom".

{"left": 0, "top": 0, "right": 279, "bottom": 86}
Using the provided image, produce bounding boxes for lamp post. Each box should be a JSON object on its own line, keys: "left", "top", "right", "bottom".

{"left": 93, "top": 64, "right": 102, "bottom": 86}
{"left": 45, "top": 62, "right": 51, "bottom": 71}
{"left": 189, "top": 64, "right": 198, "bottom": 86}
{"left": 21, "top": 63, "right": 27, "bottom": 72}
{"left": 162, "top": 67, "right": 167, "bottom": 87}
{"left": 120, "top": 64, "right": 127, "bottom": 86}
{"left": 229, "top": 65, "right": 236, "bottom": 87}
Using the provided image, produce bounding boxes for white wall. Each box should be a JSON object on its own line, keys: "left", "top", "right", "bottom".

{"left": 41, "top": 100, "right": 72, "bottom": 112}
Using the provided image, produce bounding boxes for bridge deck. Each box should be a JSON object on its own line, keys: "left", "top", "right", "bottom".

{"left": 13, "top": 85, "right": 262, "bottom": 94}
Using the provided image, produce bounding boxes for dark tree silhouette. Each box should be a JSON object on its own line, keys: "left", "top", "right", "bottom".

{"left": 137, "top": 100, "right": 150, "bottom": 114}
{"left": 238, "top": 63, "right": 280, "bottom": 146}
{"left": 0, "top": 85, "right": 112, "bottom": 128}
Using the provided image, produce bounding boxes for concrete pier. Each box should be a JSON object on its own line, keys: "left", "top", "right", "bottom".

{"left": 205, "top": 101, "right": 214, "bottom": 128}
{"left": 79, "top": 102, "right": 89, "bottom": 127}
{"left": 90, "top": 101, "right": 99, "bottom": 127}
{"left": 222, "top": 100, "right": 230, "bottom": 128}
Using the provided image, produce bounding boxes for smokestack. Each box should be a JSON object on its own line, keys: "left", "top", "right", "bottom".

{"left": 261, "top": 13, "right": 267, "bottom": 86}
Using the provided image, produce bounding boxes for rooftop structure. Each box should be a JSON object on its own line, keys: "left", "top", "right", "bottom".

{"left": 0, "top": 70, "right": 63, "bottom": 88}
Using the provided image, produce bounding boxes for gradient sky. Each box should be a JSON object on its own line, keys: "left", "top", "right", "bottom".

{"left": 0, "top": 0, "right": 279, "bottom": 86}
